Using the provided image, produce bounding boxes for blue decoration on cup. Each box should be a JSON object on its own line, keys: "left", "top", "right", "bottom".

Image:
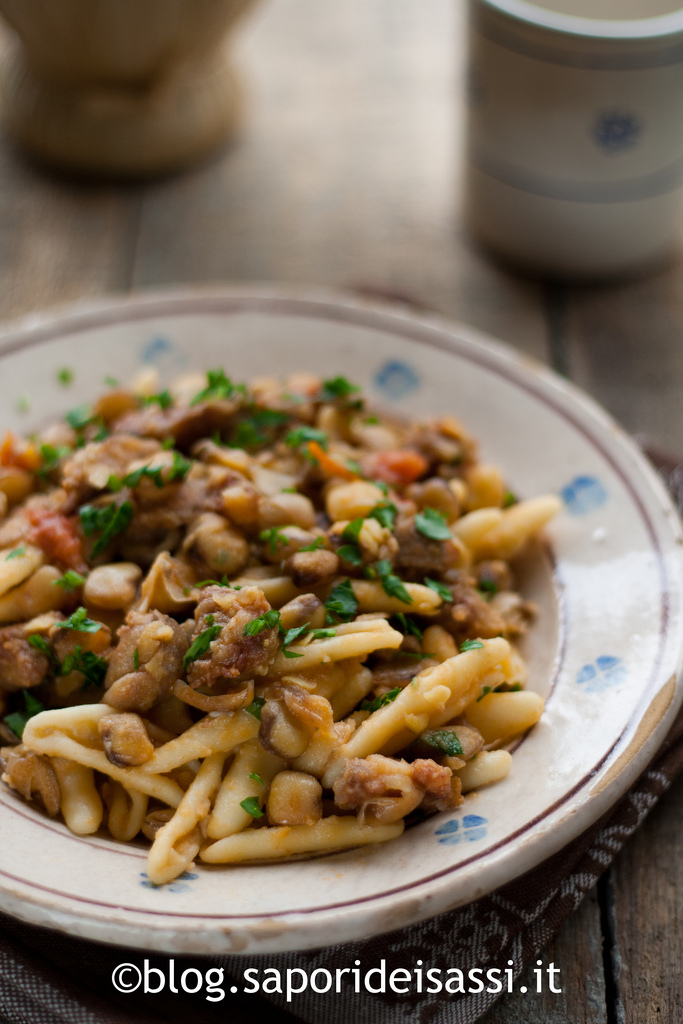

{"left": 374, "top": 360, "right": 420, "bottom": 401}
{"left": 594, "top": 112, "right": 641, "bottom": 153}
{"left": 435, "top": 814, "right": 488, "bottom": 845}
{"left": 561, "top": 475, "right": 608, "bottom": 516}
{"left": 576, "top": 655, "right": 627, "bottom": 694}
{"left": 141, "top": 336, "right": 173, "bottom": 364}
{"left": 139, "top": 870, "right": 198, "bottom": 893}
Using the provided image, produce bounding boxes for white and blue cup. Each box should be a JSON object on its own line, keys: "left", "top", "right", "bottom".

{"left": 465, "top": 1, "right": 683, "bottom": 278}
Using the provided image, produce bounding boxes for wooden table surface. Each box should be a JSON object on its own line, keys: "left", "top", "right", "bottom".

{"left": 0, "top": 2, "right": 681, "bottom": 1021}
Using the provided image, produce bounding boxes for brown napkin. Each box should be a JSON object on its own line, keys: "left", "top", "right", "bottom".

{"left": 0, "top": 444, "right": 680, "bottom": 1024}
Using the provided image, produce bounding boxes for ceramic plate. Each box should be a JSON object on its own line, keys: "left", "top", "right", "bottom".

{"left": 0, "top": 286, "right": 681, "bottom": 955}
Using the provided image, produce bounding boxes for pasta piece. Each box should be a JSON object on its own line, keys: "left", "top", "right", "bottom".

{"left": 106, "top": 782, "right": 149, "bottom": 842}
{"left": 0, "top": 565, "right": 69, "bottom": 624}
{"left": 455, "top": 750, "right": 512, "bottom": 793}
{"left": 23, "top": 706, "right": 185, "bottom": 807}
{"left": 0, "top": 543, "right": 44, "bottom": 597}
{"left": 464, "top": 690, "right": 544, "bottom": 744}
{"left": 452, "top": 508, "right": 503, "bottom": 555}
{"left": 328, "top": 661, "right": 374, "bottom": 720}
{"left": 206, "top": 740, "right": 284, "bottom": 840}
{"left": 51, "top": 758, "right": 103, "bottom": 835}
{"left": 201, "top": 815, "right": 404, "bottom": 863}
{"left": 147, "top": 751, "right": 228, "bottom": 885}
{"left": 350, "top": 580, "right": 442, "bottom": 615}
{"left": 139, "top": 709, "right": 259, "bottom": 774}
{"left": 321, "top": 637, "right": 510, "bottom": 787}
{"left": 267, "top": 619, "right": 402, "bottom": 675}
{"left": 421, "top": 624, "right": 457, "bottom": 663}
{"left": 476, "top": 495, "right": 562, "bottom": 560}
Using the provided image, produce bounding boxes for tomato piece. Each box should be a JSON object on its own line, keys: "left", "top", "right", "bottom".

{"left": 26, "top": 506, "right": 86, "bottom": 572}
{"left": 365, "top": 449, "right": 428, "bottom": 487}
{"left": 306, "top": 441, "right": 359, "bottom": 481}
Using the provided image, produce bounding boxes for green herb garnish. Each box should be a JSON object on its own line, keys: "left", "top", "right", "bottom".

{"left": 503, "top": 491, "right": 517, "bottom": 508}
{"left": 390, "top": 613, "right": 423, "bottom": 640}
{"left": 133, "top": 648, "right": 139, "bottom": 671}
{"left": 183, "top": 620, "right": 223, "bottom": 670}
{"left": 477, "top": 685, "right": 492, "bottom": 702}
{"left": 5, "top": 546, "right": 26, "bottom": 561}
{"left": 245, "top": 696, "right": 265, "bottom": 720}
{"left": 53, "top": 570, "right": 86, "bottom": 591}
{"left": 143, "top": 390, "right": 173, "bottom": 409}
{"left": 79, "top": 500, "right": 134, "bottom": 556}
{"left": 299, "top": 537, "right": 324, "bottom": 552}
{"left": 249, "top": 772, "right": 264, "bottom": 786}
{"left": 66, "top": 404, "right": 94, "bottom": 431}
{"left": 60, "top": 647, "right": 108, "bottom": 690}
{"left": 191, "top": 369, "right": 245, "bottom": 406}
{"left": 259, "top": 527, "right": 289, "bottom": 556}
{"left": 104, "top": 375, "right": 119, "bottom": 387}
{"left": 424, "top": 577, "right": 453, "bottom": 602}
{"left": 461, "top": 638, "right": 484, "bottom": 652}
{"left": 4, "top": 690, "right": 44, "bottom": 739}
{"left": 60, "top": 607, "right": 102, "bottom": 634}
{"left": 243, "top": 609, "right": 281, "bottom": 637}
{"left": 319, "top": 377, "right": 361, "bottom": 402}
{"left": 360, "top": 687, "right": 401, "bottom": 713}
{"left": 414, "top": 507, "right": 451, "bottom": 542}
{"left": 284, "top": 426, "right": 328, "bottom": 450}
{"left": 122, "top": 464, "right": 165, "bottom": 489}
{"left": 167, "top": 450, "right": 192, "bottom": 483}
{"left": 374, "top": 559, "right": 412, "bottom": 605}
{"left": 57, "top": 367, "right": 73, "bottom": 387}
{"left": 420, "top": 729, "right": 464, "bottom": 757}
{"left": 324, "top": 578, "right": 359, "bottom": 622}
{"left": 369, "top": 501, "right": 397, "bottom": 531}
{"left": 281, "top": 623, "right": 309, "bottom": 658}
{"left": 39, "top": 443, "right": 71, "bottom": 477}
{"left": 240, "top": 796, "right": 264, "bottom": 819}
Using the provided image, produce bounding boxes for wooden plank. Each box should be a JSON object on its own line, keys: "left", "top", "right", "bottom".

{"left": 607, "top": 775, "right": 683, "bottom": 1023}
{"left": 480, "top": 886, "right": 608, "bottom": 1024}
{"left": 131, "top": 0, "right": 549, "bottom": 361}
{"left": 563, "top": 266, "right": 683, "bottom": 450}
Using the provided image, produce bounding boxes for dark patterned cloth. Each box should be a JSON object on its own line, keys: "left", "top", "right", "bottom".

{"left": 0, "top": 446, "right": 680, "bottom": 1024}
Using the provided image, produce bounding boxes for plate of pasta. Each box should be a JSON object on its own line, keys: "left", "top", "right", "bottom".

{"left": 0, "top": 285, "right": 680, "bottom": 954}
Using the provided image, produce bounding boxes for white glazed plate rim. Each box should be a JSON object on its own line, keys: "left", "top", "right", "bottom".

{"left": 0, "top": 284, "right": 680, "bottom": 955}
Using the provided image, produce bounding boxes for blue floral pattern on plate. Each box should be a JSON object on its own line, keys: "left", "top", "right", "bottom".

{"left": 140, "top": 871, "right": 198, "bottom": 894}
{"left": 435, "top": 814, "right": 488, "bottom": 845}
{"left": 576, "top": 655, "right": 627, "bottom": 694}
{"left": 373, "top": 360, "right": 420, "bottom": 400}
{"left": 594, "top": 112, "right": 641, "bottom": 153}
{"left": 561, "top": 475, "right": 608, "bottom": 516}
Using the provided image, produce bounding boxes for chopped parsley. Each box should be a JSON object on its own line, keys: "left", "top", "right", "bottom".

{"left": 193, "top": 577, "right": 231, "bottom": 589}
{"left": 17, "top": 394, "right": 30, "bottom": 414}
{"left": 364, "top": 416, "right": 380, "bottom": 425}
{"left": 373, "top": 559, "right": 412, "bottom": 605}
{"left": 232, "top": 409, "right": 289, "bottom": 449}
{"left": 191, "top": 369, "right": 245, "bottom": 406}
{"left": 299, "top": 537, "right": 324, "bottom": 552}
{"left": 57, "top": 367, "right": 74, "bottom": 387}
{"left": 79, "top": 500, "right": 134, "bottom": 556}
{"left": 5, "top": 546, "right": 26, "bottom": 561}
{"left": 27, "top": 634, "right": 53, "bottom": 658}
{"left": 183, "top": 619, "right": 223, "bottom": 670}
{"left": 324, "top": 578, "right": 358, "bottom": 622}
{"left": 4, "top": 690, "right": 44, "bottom": 739}
{"left": 311, "top": 627, "right": 336, "bottom": 640}
{"left": 162, "top": 437, "right": 175, "bottom": 450}
{"left": 337, "top": 544, "right": 363, "bottom": 566}
{"left": 338, "top": 517, "right": 364, "bottom": 565}
{"left": 319, "top": 376, "right": 361, "bottom": 403}
{"left": 60, "top": 647, "right": 108, "bottom": 689}
{"left": 369, "top": 501, "right": 397, "bottom": 531}
{"left": 281, "top": 623, "right": 309, "bottom": 658}
{"left": 245, "top": 696, "right": 265, "bottom": 720}
{"left": 104, "top": 375, "right": 119, "bottom": 387}
{"left": 66, "top": 404, "right": 94, "bottom": 431}
{"left": 360, "top": 687, "right": 401, "bottom": 712}
{"left": 39, "top": 443, "right": 71, "bottom": 477}
{"left": 240, "top": 796, "right": 264, "bottom": 819}
{"left": 259, "top": 527, "right": 289, "bottom": 556}
{"left": 60, "top": 607, "right": 102, "bottom": 633}
{"left": 249, "top": 772, "right": 264, "bottom": 786}
{"left": 133, "top": 648, "right": 139, "bottom": 671}
{"left": 53, "top": 570, "right": 86, "bottom": 591}
{"left": 503, "top": 491, "right": 517, "bottom": 508}
{"left": 477, "top": 686, "right": 492, "bottom": 702}
{"left": 461, "top": 638, "right": 484, "bottom": 652}
{"left": 420, "top": 729, "right": 464, "bottom": 757}
{"left": 285, "top": 426, "right": 328, "bottom": 450}
{"left": 341, "top": 518, "right": 364, "bottom": 544}
{"left": 121, "top": 464, "right": 165, "bottom": 489}
{"left": 424, "top": 577, "right": 453, "bottom": 602}
{"left": 243, "top": 609, "right": 281, "bottom": 637}
{"left": 414, "top": 507, "right": 452, "bottom": 541}
{"left": 167, "top": 450, "right": 192, "bottom": 482}
{"left": 142, "top": 389, "right": 173, "bottom": 409}
{"left": 390, "top": 613, "right": 423, "bottom": 640}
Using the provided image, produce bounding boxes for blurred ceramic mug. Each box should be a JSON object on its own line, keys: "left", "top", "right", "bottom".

{"left": 465, "top": 0, "right": 683, "bottom": 278}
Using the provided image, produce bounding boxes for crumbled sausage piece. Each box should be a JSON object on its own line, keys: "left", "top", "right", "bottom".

{"left": 113, "top": 400, "right": 240, "bottom": 450}
{"left": 186, "top": 585, "right": 279, "bottom": 688}
{"left": 393, "top": 515, "right": 463, "bottom": 578}
{"left": 25, "top": 505, "right": 86, "bottom": 572}
{"left": 333, "top": 754, "right": 459, "bottom": 823}
{"left": 98, "top": 712, "right": 155, "bottom": 767}
{"left": 0, "top": 624, "right": 51, "bottom": 692}
{"left": 475, "top": 560, "right": 514, "bottom": 595}
{"left": 285, "top": 549, "right": 339, "bottom": 589}
{"left": 489, "top": 591, "right": 536, "bottom": 636}
{"left": 438, "top": 578, "right": 506, "bottom": 640}
{"left": 61, "top": 435, "right": 161, "bottom": 508}
{"left": 104, "top": 610, "right": 189, "bottom": 713}
{"left": 2, "top": 748, "right": 61, "bottom": 816}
